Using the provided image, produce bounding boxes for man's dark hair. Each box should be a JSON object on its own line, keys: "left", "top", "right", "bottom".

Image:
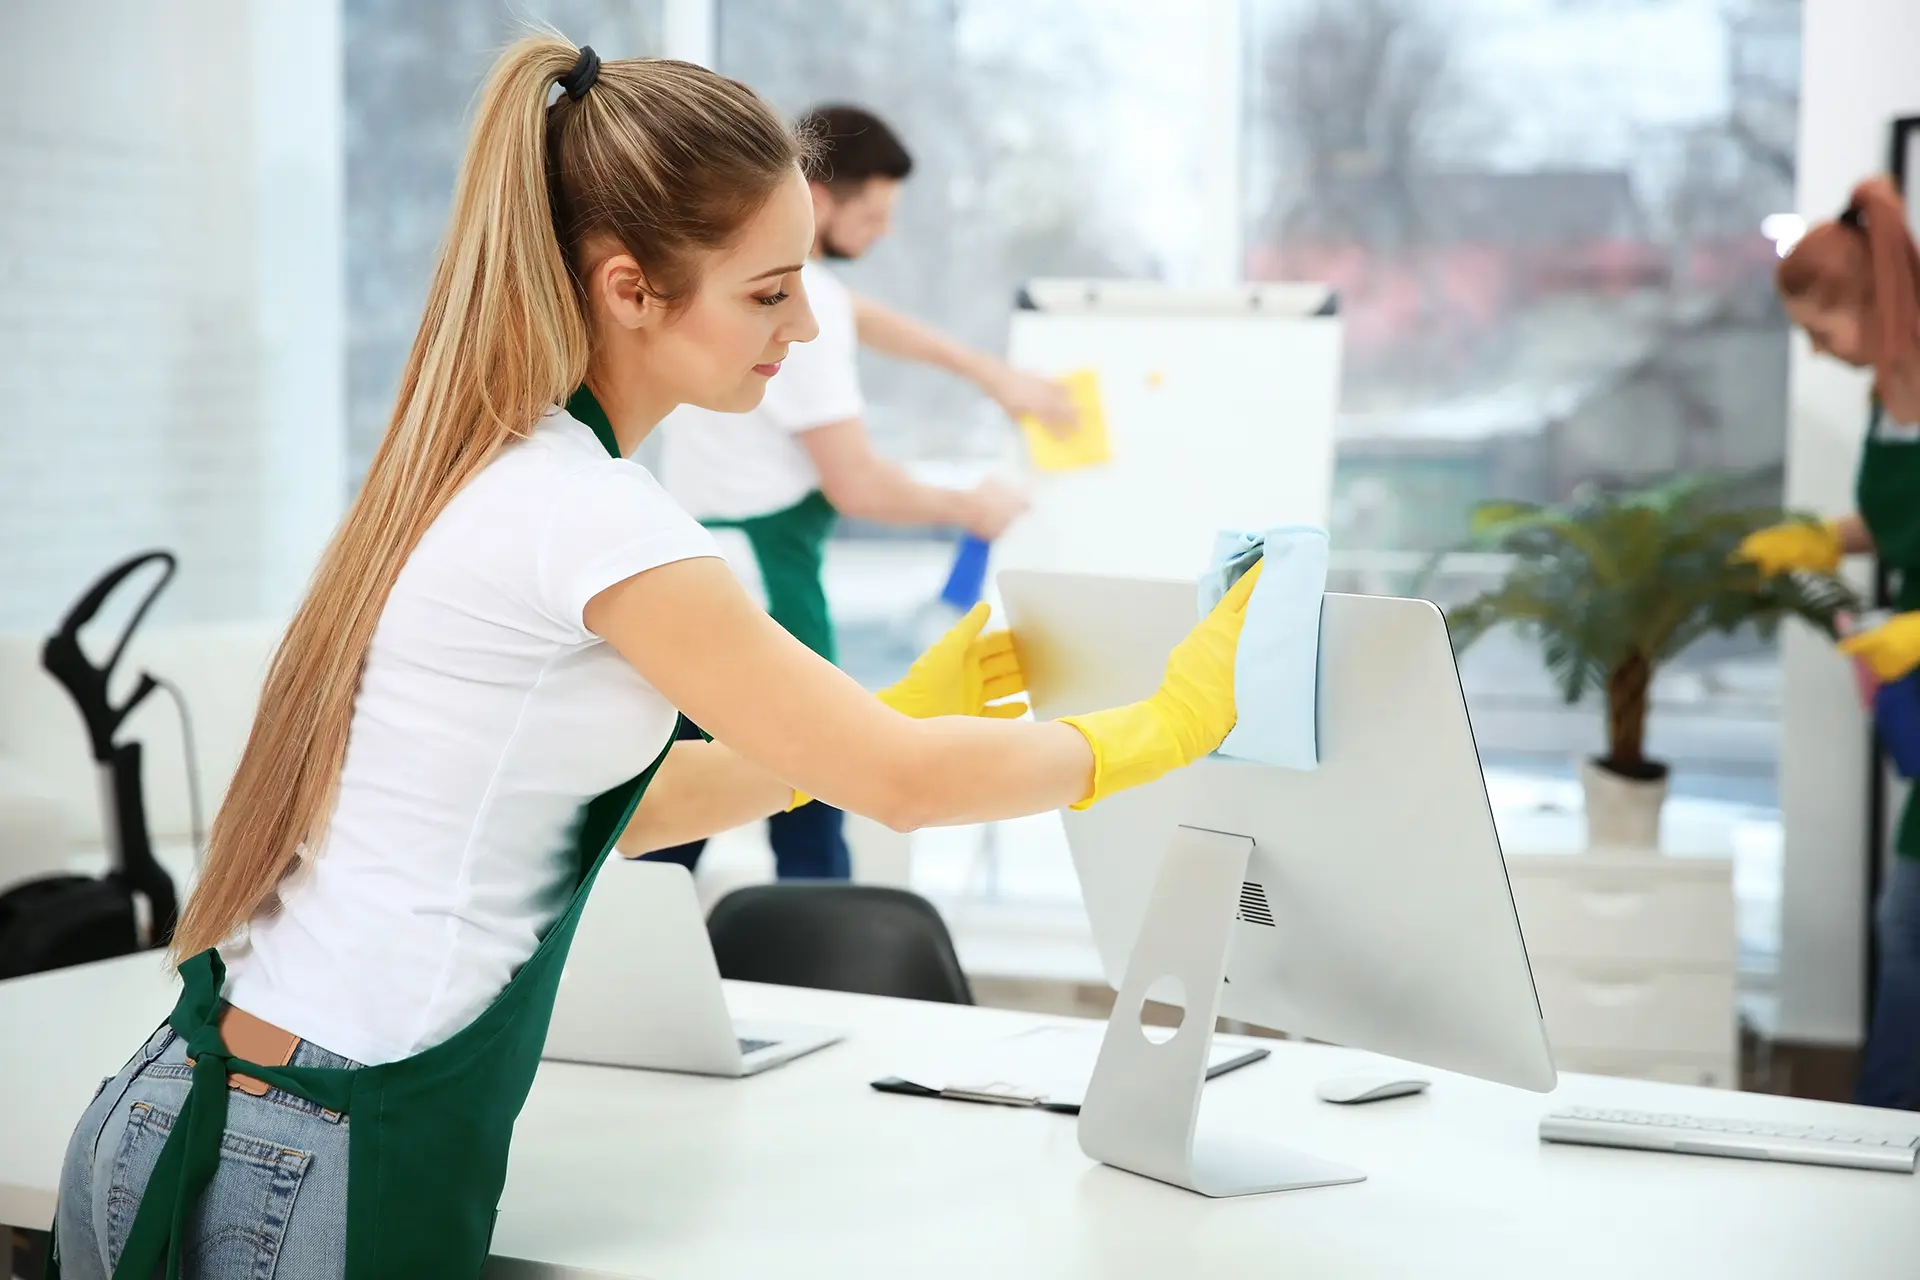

{"left": 797, "top": 105, "right": 913, "bottom": 189}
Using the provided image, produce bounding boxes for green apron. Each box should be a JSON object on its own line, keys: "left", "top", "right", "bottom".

{"left": 706, "top": 492, "right": 840, "bottom": 662}
{"left": 61, "top": 388, "right": 672, "bottom": 1279}
{"left": 1856, "top": 401, "right": 1920, "bottom": 857}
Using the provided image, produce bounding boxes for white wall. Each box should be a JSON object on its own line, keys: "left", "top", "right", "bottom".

{"left": 254, "top": 0, "right": 349, "bottom": 618}
{"left": 661, "top": 0, "right": 715, "bottom": 64}
{"left": 0, "top": 0, "right": 344, "bottom": 633}
{"left": 1777, "top": 0, "right": 1920, "bottom": 1044}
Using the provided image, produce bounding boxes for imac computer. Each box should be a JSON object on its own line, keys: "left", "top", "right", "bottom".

{"left": 997, "top": 570, "right": 1555, "bottom": 1199}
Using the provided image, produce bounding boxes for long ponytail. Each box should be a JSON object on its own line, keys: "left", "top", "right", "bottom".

{"left": 1853, "top": 176, "right": 1920, "bottom": 392}
{"left": 1777, "top": 175, "right": 1920, "bottom": 399}
{"left": 171, "top": 38, "right": 801, "bottom": 959}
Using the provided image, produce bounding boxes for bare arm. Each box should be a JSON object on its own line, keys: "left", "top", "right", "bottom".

{"left": 585, "top": 557, "right": 1092, "bottom": 832}
{"left": 800, "top": 419, "right": 1025, "bottom": 539}
{"left": 850, "top": 292, "right": 1076, "bottom": 429}
{"left": 851, "top": 292, "right": 998, "bottom": 380}
{"left": 618, "top": 739, "right": 790, "bottom": 856}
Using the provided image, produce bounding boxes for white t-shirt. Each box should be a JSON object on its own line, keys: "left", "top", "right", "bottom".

{"left": 223, "top": 406, "right": 719, "bottom": 1066}
{"left": 658, "top": 262, "right": 862, "bottom": 521}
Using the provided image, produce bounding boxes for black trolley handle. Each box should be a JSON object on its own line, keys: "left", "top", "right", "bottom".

{"left": 41, "top": 551, "right": 176, "bottom": 762}
{"left": 38, "top": 551, "right": 181, "bottom": 943}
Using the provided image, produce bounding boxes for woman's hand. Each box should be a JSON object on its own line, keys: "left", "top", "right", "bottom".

{"left": 1059, "top": 560, "right": 1262, "bottom": 809}
{"left": 1842, "top": 612, "right": 1920, "bottom": 683}
{"left": 878, "top": 603, "right": 1027, "bottom": 721}
{"left": 1734, "top": 520, "right": 1844, "bottom": 577}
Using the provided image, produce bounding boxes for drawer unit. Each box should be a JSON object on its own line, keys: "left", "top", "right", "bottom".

{"left": 1506, "top": 852, "right": 1738, "bottom": 1088}
{"left": 1531, "top": 962, "right": 1737, "bottom": 1057}
{"left": 1507, "top": 863, "right": 1733, "bottom": 966}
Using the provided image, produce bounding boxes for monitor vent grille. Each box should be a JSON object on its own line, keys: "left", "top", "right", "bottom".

{"left": 1236, "top": 881, "right": 1276, "bottom": 927}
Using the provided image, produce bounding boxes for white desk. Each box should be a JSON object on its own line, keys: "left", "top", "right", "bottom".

{"left": 3, "top": 957, "right": 1918, "bottom": 1279}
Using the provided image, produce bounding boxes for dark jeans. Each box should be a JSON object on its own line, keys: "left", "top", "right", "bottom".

{"left": 644, "top": 719, "right": 852, "bottom": 881}
{"left": 1857, "top": 856, "right": 1920, "bottom": 1109}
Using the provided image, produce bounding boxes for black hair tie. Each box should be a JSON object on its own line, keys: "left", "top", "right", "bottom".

{"left": 561, "top": 46, "right": 600, "bottom": 101}
{"left": 1840, "top": 202, "right": 1865, "bottom": 231}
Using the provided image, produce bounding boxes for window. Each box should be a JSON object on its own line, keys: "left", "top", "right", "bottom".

{"left": 718, "top": 0, "right": 1221, "bottom": 462}
{"left": 344, "top": 0, "right": 665, "bottom": 481}
{"left": 713, "top": 1, "right": 1803, "bottom": 979}
{"left": 1244, "top": 0, "right": 1802, "bottom": 977}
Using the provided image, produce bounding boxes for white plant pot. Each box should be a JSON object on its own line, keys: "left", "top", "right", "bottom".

{"left": 1580, "top": 758, "right": 1668, "bottom": 852}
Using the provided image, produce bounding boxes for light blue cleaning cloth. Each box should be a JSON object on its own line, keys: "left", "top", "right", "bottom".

{"left": 1198, "top": 525, "right": 1328, "bottom": 770}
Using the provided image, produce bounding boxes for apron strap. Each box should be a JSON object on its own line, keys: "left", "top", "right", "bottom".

{"left": 567, "top": 385, "right": 622, "bottom": 460}
{"left": 111, "top": 952, "right": 355, "bottom": 1280}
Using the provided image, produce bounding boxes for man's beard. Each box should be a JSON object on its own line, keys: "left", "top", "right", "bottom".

{"left": 817, "top": 224, "right": 857, "bottom": 261}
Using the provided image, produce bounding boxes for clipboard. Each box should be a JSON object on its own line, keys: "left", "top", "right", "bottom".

{"left": 870, "top": 1024, "right": 1269, "bottom": 1114}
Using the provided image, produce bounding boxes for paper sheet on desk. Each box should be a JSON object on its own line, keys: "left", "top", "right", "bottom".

{"left": 882, "top": 1024, "right": 1267, "bottom": 1111}
{"left": 1017, "top": 370, "right": 1110, "bottom": 473}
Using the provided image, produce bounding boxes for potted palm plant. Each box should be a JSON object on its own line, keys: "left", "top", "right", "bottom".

{"left": 1439, "top": 475, "right": 1855, "bottom": 850}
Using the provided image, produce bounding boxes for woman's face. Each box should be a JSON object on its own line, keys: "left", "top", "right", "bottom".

{"left": 1786, "top": 294, "right": 1874, "bottom": 367}
{"left": 615, "top": 168, "right": 822, "bottom": 415}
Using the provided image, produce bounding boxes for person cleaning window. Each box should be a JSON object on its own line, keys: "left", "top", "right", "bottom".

{"left": 649, "top": 104, "right": 1077, "bottom": 882}
{"left": 1738, "top": 174, "right": 1920, "bottom": 1110}
{"left": 49, "top": 41, "right": 1257, "bottom": 1280}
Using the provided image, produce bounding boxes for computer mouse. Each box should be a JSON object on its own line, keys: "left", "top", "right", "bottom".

{"left": 1315, "top": 1075, "right": 1431, "bottom": 1105}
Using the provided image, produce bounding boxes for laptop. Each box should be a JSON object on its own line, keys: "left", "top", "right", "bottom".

{"left": 544, "top": 859, "right": 844, "bottom": 1077}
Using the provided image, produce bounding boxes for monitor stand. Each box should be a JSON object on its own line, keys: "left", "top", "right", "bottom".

{"left": 1077, "top": 824, "right": 1367, "bottom": 1198}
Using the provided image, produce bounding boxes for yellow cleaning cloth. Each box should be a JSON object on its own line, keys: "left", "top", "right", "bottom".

{"left": 1018, "top": 369, "right": 1110, "bottom": 473}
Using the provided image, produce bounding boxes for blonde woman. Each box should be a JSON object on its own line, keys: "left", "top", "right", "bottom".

{"left": 49, "top": 39, "right": 1258, "bottom": 1280}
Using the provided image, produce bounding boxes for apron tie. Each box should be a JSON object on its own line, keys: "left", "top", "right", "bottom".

{"left": 110, "top": 954, "right": 241, "bottom": 1280}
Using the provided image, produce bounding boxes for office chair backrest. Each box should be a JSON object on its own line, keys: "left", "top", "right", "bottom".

{"left": 706, "top": 883, "right": 974, "bottom": 1005}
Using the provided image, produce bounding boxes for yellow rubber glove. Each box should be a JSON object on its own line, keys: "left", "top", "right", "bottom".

{"left": 788, "top": 603, "right": 1028, "bottom": 811}
{"left": 876, "top": 602, "right": 1029, "bottom": 721}
{"left": 1733, "top": 520, "right": 1842, "bottom": 577}
{"left": 1840, "top": 612, "right": 1920, "bottom": 683}
{"left": 1058, "top": 560, "right": 1263, "bottom": 810}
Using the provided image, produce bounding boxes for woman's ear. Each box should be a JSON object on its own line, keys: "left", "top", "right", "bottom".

{"left": 587, "top": 251, "right": 663, "bottom": 333}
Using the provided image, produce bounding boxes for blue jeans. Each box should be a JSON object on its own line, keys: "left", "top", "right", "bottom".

{"left": 55, "top": 1022, "right": 357, "bottom": 1279}
{"left": 1857, "top": 856, "right": 1920, "bottom": 1109}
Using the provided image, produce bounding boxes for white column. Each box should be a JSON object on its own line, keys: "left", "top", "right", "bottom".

{"left": 1777, "top": 0, "right": 1920, "bottom": 1044}
{"left": 662, "top": 0, "right": 716, "bottom": 67}
{"left": 252, "top": 0, "right": 347, "bottom": 618}
{"left": 1195, "top": 0, "right": 1244, "bottom": 288}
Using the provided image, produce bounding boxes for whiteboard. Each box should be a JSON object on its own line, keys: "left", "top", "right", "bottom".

{"left": 991, "top": 309, "right": 1341, "bottom": 586}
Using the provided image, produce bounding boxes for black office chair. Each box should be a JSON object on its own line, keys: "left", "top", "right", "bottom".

{"left": 705, "top": 883, "right": 974, "bottom": 1005}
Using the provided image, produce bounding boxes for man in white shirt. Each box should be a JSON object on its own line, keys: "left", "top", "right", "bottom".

{"left": 653, "top": 105, "right": 1075, "bottom": 880}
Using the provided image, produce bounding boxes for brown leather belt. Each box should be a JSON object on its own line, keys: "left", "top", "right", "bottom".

{"left": 185, "top": 1004, "right": 301, "bottom": 1097}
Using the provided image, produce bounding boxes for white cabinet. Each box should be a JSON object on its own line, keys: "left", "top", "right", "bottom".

{"left": 1506, "top": 852, "right": 1738, "bottom": 1090}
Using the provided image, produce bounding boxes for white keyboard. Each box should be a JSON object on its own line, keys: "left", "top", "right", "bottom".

{"left": 1541, "top": 1107, "right": 1920, "bottom": 1173}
